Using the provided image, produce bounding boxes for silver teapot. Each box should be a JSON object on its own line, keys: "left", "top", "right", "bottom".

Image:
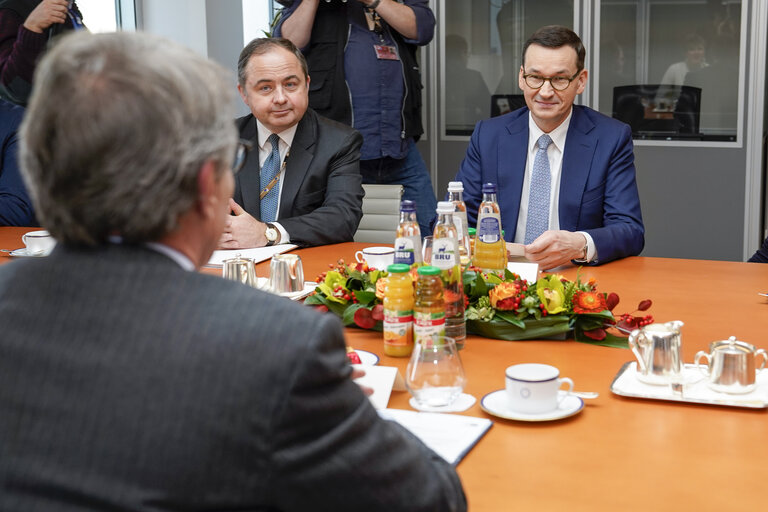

{"left": 694, "top": 337, "right": 767, "bottom": 394}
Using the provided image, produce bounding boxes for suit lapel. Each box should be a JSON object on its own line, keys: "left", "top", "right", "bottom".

{"left": 559, "top": 106, "right": 597, "bottom": 232}
{"left": 235, "top": 115, "right": 263, "bottom": 220}
{"left": 499, "top": 113, "right": 529, "bottom": 239}
{"left": 278, "top": 111, "right": 316, "bottom": 219}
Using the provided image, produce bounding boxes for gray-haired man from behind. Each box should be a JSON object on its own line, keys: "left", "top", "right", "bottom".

{"left": 0, "top": 31, "right": 466, "bottom": 512}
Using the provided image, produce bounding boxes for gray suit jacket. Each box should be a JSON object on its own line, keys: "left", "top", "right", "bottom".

{"left": 234, "top": 108, "right": 365, "bottom": 247}
{"left": 0, "top": 244, "right": 466, "bottom": 511}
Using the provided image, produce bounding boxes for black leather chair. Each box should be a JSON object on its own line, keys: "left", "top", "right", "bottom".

{"left": 612, "top": 84, "right": 701, "bottom": 138}
{"left": 490, "top": 94, "right": 526, "bottom": 117}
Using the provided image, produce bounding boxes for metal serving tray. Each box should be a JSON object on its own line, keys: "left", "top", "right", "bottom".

{"left": 610, "top": 362, "right": 768, "bottom": 409}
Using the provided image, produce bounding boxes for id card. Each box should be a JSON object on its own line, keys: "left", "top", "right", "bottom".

{"left": 374, "top": 44, "right": 399, "bottom": 60}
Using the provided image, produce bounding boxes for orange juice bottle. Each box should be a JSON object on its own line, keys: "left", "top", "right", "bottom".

{"left": 474, "top": 182, "right": 507, "bottom": 275}
{"left": 383, "top": 263, "right": 414, "bottom": 357}
{"left": 413, "top": 266, "right": 445, "bottom": 345}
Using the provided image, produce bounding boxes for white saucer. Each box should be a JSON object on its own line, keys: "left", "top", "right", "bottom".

{"left": 8, "top": 248, "right": 50, "bottom": 258}
{"left": 480, "top": 389, "right": 584, "bottom": 422}
{"left": 355, "top": 349, "right": 379, "bottom": 366}
{"left": 409, "top": 393, "right": 476, "bottom": 413}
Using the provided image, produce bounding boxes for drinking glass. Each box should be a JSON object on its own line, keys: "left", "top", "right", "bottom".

{"left": 422, "top": 235, "right": 434, "bottom": 265}
{"left": 405, "top": 335, "right": 466, "bottom": 407}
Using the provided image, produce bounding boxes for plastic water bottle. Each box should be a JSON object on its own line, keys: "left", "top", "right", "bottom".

{"left": 431, "top": 201, "right": 466, "bottom": 348}
{"left": 393, "top": 200, "right": 422, "bottom": 265}
{"left": 447, "top": 181, "right": 471, "bottom": 267}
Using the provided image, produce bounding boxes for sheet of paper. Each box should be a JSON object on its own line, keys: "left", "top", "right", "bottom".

{"left": 205, "top": 244, "right": 297, "bottom": 268}
{"left": 507, "top": 261, "right": 539, "bottom": 283}
{"left": 352, "top": 365, "right": 401, "bottom": 410}
{"left": 378, "top": 408, "right": 493, "bottom": 465}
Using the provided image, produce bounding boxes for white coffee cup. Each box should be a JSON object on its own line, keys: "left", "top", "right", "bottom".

{"left": 505, "top": 363, "right": 574, "bottom": 414}
{"left": 355, "top": 246, "right": 394, "bottom": 270}
{"left": 22, "top": 230, "right": 55, "bottom": 255}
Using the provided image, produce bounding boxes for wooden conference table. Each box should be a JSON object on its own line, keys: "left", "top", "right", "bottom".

{"left": 2, "top": 226, "right": 768, "bottom": 511}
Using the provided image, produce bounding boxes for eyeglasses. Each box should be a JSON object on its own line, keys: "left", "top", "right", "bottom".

{"left": 522, "top": 69, "right": 581, "bottom": 91}
{"left": 232, "top": 139, "right": 252, "bottom": 174}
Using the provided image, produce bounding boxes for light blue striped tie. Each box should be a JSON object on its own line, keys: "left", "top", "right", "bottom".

{"left": 524, "top": 134, "right": 553, "bottom": 244}
{"left": 260, "top": 133, "right": 281, "bottom": 222}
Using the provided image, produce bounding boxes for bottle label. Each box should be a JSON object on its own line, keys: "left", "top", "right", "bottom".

{"left": 431, "top": 238, "right": 457, "bottom": 269}
{"left": 393, "top": 236, "right": 422, "bottom": 265}
{"left": 414, "top": 310, "right": 446, "bottom": 343}
{"left": 384, "top": 309, "right": 413, "bottom": 346}
{"left": 478, "top": 216, "right": 501, "bottom": 243}
{"left": 453, "top": 215, "right": 464, "bottom": 237}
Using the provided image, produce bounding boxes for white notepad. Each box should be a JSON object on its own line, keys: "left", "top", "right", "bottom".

{"left": 378, "top": 408, "right": 492, "bottom": 465}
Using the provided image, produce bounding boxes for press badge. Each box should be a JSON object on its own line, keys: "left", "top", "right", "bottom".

{"left": 374, "top": 45, "right": 399, "bottom": 60}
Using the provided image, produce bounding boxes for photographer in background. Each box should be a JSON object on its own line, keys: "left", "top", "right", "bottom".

{"left": 274, "top": 0, "right": 437, "bottom": 235}
{"left": 0, "top": 0, "right": 85, "bottom": 105}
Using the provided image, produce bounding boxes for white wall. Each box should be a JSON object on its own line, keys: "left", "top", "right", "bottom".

{"left": 138, "top": 0, "right": 208, "bottom": 57}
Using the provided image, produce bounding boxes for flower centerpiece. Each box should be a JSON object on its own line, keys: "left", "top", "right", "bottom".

{"left": 305, "top": 260, "right": 652, "bottom": 348}
{"left": 463, "top": 268, "right": 652, "bottom": 347}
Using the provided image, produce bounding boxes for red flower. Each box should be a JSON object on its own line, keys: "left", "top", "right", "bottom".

{"left": 572, "top": 291, "right": 608, "bottom": 313}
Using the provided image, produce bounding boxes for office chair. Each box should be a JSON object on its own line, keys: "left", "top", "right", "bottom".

{"left": 353, "top": 184, "right": 404, "bottom": 243}
{"left": 612, "top": 84, "right": 701, "bottom": 138}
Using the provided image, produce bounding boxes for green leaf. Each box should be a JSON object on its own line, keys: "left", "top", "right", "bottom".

{"left": 467, "top": 315, "right": 571, "bottom": 341}
{"left": 354, "top": 290, "right": 377, "bottom": 306}
{"left": 494, "top": 310, "right": 525, "bottom": 328}
{"left": 342, "top": 303, "right": 367, "bottom": 326}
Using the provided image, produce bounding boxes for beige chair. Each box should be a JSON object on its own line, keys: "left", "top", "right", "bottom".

{"left": 354, "top": 184, "right": 404, "bottom": 243}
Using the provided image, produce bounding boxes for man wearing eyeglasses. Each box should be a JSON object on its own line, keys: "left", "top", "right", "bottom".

{"left": 455, "top": 25, "right": 644, "bottom": 270}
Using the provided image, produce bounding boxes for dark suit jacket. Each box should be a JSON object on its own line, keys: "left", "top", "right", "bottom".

{"left": 455, "top": 105, "right": 644, "bottom": 264}
{"left": 0, "top": 99, "right": 35, "bottom": 225}
{"left": 0, "top": 244, "right": 466, "bottom": 511}
{"left": 234, "top": 108, "right": 364, "bottom": 247}
{"left": 748, "top": 236, "right": 768, "bottom": 263}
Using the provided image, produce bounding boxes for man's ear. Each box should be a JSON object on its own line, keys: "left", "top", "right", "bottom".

{"left": 196, "top": 160, "right": 219, "bottom": 218}
{"left": 237, "top": 83, "right": 247, "bottom": 104}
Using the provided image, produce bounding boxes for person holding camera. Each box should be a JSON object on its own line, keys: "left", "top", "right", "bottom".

{"left": 0, "top": 0, "right": 85, "bottom": 105}
{"left": 274, "top": 0, "right": 437, "bottom": 235}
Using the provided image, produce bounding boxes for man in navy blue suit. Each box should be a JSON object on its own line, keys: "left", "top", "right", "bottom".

{"left": 0, "top": 98, "right": 35, "bottom": 225}
{"left": 455, "top": 25, "right": 643, "bottom": 270}
{"left": 748, "top": 237, "right": 768, "bottom": 263}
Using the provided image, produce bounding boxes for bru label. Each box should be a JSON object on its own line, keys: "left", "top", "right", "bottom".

{"left": 414, "top": 310, "right": 446, "bottom": 342}
{"left": 430, "top": 238, "right": 457, "bottom": 269}
{"left": 478, "top": 216, "right": 501, "bottom": 243}
{"left": 394, "top": 236, "right": 421, "bottom": 265}
{"left": 384, "top": 309, "right": 413, "bottom": 346}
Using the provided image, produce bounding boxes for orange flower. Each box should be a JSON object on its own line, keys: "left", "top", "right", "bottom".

{"left": 489, "top": 282, "right": 523, "bottom": 311}
{"left": 375, "top": 277, "right": 389, "bottom": 300}
{"left": 573, "top": 291, "right": 608, "bottom": 313}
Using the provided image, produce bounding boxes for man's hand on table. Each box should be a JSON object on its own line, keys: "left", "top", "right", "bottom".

{"left": 219, "top": 199, "right": 267, "bottom": 248}
{"left": 525, "top": 230, "right": 587, "bottom": 271}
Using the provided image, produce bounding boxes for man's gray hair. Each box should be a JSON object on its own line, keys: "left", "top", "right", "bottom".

{"left": 20, "top": 31, "right": 238, "bottom": 245}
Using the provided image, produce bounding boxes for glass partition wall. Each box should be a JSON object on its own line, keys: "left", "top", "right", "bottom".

{"left": 441, "top": 0, "right": 743, "bottom": 142}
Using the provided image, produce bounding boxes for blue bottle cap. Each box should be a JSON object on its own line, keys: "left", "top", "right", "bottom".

{"left": 482, "top": 183, "right": 497, "bottom": 194}
{"left": 400, "top": 200, "right": 416, "bottom": 212}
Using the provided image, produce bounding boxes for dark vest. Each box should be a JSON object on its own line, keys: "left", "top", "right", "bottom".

{"left": 289, "top": 1, "right": 425, "bottom": 142}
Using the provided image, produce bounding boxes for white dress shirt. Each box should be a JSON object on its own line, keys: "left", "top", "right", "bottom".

{"left": 514, "top": 109, "right": 596, "bottom": 262}
{"left": 255, "top": 120, "right": 298, "bottom": 244}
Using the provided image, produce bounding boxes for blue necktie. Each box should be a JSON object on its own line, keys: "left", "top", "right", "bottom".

{"left": 524, "top": 134, "right": 553, "bottom": 244}
{"left": 260, "top": 133, "right": 281, "bottom": 223}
